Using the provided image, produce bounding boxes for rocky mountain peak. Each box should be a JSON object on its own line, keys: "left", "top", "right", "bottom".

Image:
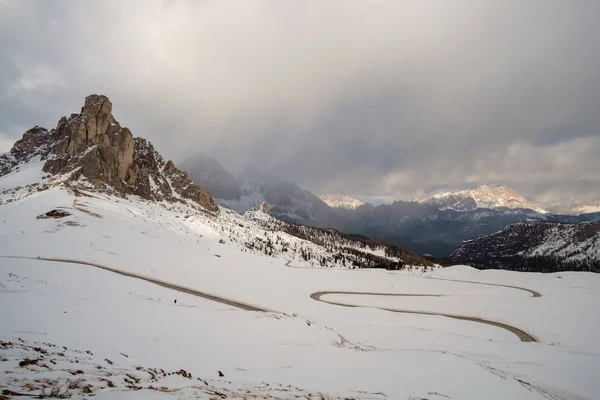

{"left": 0, "top": 94, "right": 218, "bottom": 212}
{"left": 422, "top": 184, "right": 546, "bottom": 213}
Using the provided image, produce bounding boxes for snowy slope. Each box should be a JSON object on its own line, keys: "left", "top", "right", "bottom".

{"left": 1, "top": 185, "right": 600, "bottom": 399}
{"left": 1, "top": 177, "right": 600, "bottom": 398}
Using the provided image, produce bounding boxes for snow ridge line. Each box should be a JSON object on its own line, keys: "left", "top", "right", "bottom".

{"left": 310, "top": 291, "right": 539, "bottom": 343}
{"left": 0, "top": 256, "right": 272, "bottom": 312}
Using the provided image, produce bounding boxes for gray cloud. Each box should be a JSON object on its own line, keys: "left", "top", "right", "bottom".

{"left": 1, "top": 0, "right": 599, "bottom": 203}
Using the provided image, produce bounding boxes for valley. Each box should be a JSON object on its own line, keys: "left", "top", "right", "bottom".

{"left": 1, "top": 180, "right": 599, "bottom": 399}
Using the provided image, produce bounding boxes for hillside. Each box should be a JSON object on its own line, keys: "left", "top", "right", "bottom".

{"left": 450, "top": 221, "right": 600, "bottom": 272}
{"left": 0, "top": 94, "right": 429, "bottom": 273}
{"left": 245, "top": 204, "right": 431, "bottom": 269}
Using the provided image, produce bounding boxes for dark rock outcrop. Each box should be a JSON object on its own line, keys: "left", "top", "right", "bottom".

{"left": 1, "top": 95, "right": 218, "bottom": 212}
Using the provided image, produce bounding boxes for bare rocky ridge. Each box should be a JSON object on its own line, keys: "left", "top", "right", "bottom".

{"left": 0, "top": 95, "right": 218, "bottom": 212}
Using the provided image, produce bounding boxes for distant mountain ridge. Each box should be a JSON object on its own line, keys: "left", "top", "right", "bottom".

{"left": 545, "top": 199, "right": 600, "bottom": 216}
{"left": 317, "top": 193, "right": 365, "bottom": 210}
{"left": 180, "top": 156, "right": 348, "bottom": 229}
{"left": 421, "top": 184, "right": 547, "bottom": 213}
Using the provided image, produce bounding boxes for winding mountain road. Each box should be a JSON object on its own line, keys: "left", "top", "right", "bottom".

{"left": 311, "top": 291, "right": 538, "bottom": 342}
{"left": 286, "top": 260, "right": 540, "bottom": 342}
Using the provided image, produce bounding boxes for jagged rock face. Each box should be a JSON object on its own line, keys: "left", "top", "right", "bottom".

{"left": 0, "top": 126, "right": 53, "bottom": 176}
{"left": 1, "top": 94, "right": 218, "bottom": 212}
{"left": 124, "top": 138, "right": 217, "bottom": 210}
{"left": 44, "top": 95, "right": 134, "bottom": 190}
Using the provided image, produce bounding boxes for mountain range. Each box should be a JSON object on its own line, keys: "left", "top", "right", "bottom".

{"left": 178, "top": 154, "right": 600, "bottom": 258}
{"left": 419, "top": 185, "right": 547, "bottom": 213}
{"left": 1, "top": 94, "right": 598, "bottom": 272}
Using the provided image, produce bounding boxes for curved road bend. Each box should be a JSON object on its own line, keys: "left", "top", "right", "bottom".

{"left": 310, "top": 291, "right": 538, "bottom": 343}
{"left": 0, "top": 256, "right": 270, "bottom": 312}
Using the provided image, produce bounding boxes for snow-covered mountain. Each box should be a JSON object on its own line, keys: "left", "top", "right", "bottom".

{"left": 317, "top": 193, "right": 365, "bottom": 210}
{"left": 422, "top": 184, "right": 547, "bottom": 213}
{"left": 175, "top": 154, "right": 599, "bottom": 257}
{"left": 450, "top": 221, "right": 600, "bottom": 272}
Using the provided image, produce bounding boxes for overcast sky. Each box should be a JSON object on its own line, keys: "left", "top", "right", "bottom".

{"left": 1, "top": 0, "right": 599, "bottom": 203}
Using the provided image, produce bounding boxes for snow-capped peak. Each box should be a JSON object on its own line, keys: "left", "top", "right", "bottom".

{"left": 421, "top": 184, "right": 547, "bottom": 213}
{"left": 317, "top": 193, "right": 365, "bottom": 210}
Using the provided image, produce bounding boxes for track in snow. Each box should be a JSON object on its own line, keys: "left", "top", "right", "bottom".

{"left": 0, "top": 256, "right": 270, "bottom": 312}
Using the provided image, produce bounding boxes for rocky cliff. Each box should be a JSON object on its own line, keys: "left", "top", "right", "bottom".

{"left": 0, "top": 95, "right": 218, "bottom": 212}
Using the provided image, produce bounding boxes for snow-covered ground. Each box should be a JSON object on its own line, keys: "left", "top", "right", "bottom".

{"left": 1, "top": 183, "right": 600, "bottom": 399}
